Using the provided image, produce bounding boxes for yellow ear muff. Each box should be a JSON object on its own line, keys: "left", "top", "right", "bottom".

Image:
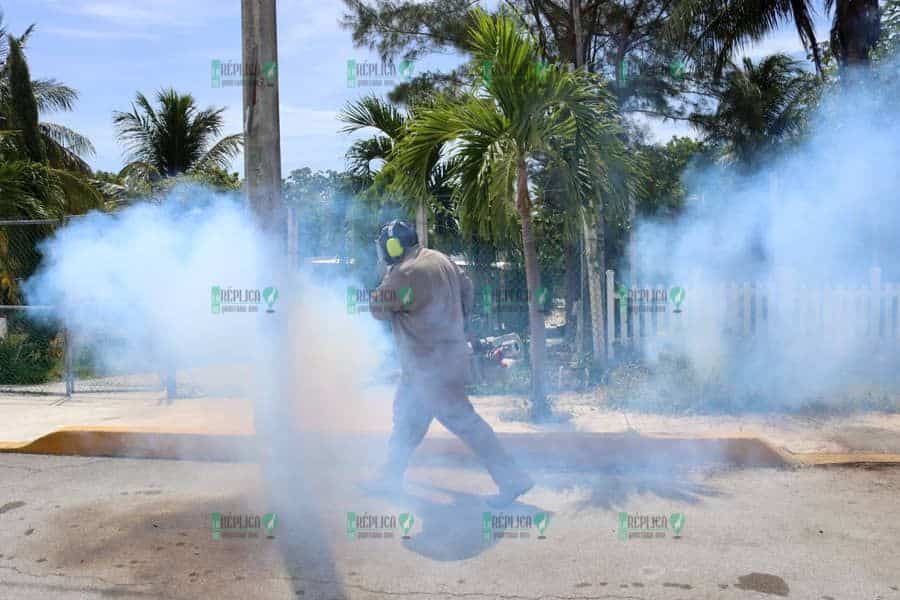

{"left": 386, "top": 237, "right": 404, "bottom": 258}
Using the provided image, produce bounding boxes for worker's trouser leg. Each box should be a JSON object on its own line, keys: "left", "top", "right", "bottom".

{"left": 385, "top": 382, "right": 434, "bottom": 477}
{"left": 431, "top": 378, "right": 529, "bottom": 491}
{"left": 385, "top": 376, "right": 529, "bottom": 491}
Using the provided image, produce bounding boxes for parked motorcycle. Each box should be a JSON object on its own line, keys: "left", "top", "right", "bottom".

{"left": 468, "top": 332, "right": 523, "bottom": 385}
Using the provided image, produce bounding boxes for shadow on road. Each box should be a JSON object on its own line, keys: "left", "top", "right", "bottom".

{"left": 358, "top": 464, "right": 723, "bottom": 562}
{"left": 365, "top": 483, "right": 549, "bottom": 562}
{"left": 536, "top": 467, "right": 725, "bottom": 511}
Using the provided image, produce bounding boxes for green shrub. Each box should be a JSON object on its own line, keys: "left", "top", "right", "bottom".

{"left": 0, "top": 327, "right": 64, "bottom": 384}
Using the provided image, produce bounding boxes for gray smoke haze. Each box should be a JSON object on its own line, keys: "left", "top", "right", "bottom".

{"left": 627, "top": 59, "right": 900, "bottom": 410}
{"left": 23, "top": 186, "right": 395, "bottom": 590}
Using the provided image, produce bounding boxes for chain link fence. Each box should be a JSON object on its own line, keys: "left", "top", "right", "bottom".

{"left": 0, "top": 218, "right": 177, "bottom": 399}
{"left": 1, "top": 214, "right": 566, "bottom": 399}
{"left": 0, "top": 219, "right": 69, "bottom": 396}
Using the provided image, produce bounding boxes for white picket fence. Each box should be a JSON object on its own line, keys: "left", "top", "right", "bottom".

{"left": 604, "top": 268, "right": 900, "bottom": 358}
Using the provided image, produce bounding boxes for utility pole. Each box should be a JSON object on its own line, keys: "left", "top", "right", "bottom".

{"left": 242, "top": 0, "right": 283, "bottom": 242}
{"left": 242, "top": 0, "right": 290, "bottom": 462}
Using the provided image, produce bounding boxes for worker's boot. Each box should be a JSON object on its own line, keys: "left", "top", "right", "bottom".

{"left": 486, "top": 473, "right": 534, "bottom": 508}
{"left": 360, "top": 468, "right": 405, "bottom": 496}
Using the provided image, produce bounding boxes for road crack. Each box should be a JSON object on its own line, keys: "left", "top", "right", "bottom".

{"left": 0, "top": 564, "right": 170, "bottom": 589}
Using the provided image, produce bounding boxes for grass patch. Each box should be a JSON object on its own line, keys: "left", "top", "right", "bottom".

{"left": 605, "top": 352, "right": 900, "bottom": 415}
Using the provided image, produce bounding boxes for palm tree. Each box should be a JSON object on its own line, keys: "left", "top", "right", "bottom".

{"left": 0, "top": 33, "right": 104, "bottom": 303}
{"left": 113, "top": 88, "right": 242, "bottom": 182}
{"left": 828, "top": 0, "right": 881, "bottom": 69}
{"left": 0, "top": 34, "right": 102, "bottom": 211}
{"left": 671, "top": 0, "right": 880, "bottom": 77}
{"left": 391, "top": 10, "right": 624, "bottom": 417}
{"left": 691, "top": 54, "right": 818, "bottom": 167}
{"left": 0, "top": 23, "right": 96, "bottom": 174}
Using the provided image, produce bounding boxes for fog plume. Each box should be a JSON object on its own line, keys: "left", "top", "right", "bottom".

{"left": 24, "top": 186, "right": 389, "bottom": 419}
{"left": 626, "top": 60, "right": 900, "bottom": 410}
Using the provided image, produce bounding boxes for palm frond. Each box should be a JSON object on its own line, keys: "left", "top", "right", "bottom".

{"left": 339, "top": 95, "right": 407, "bottom": 137}
{"left": 345, "top": 135, "right": 394, "bottom": 179}
{"left": 31, "top": 79, "right": 79, "bottom": 113}
{"left": 192, "top": 133, "right": 243, "bottom": 172}
{"left": 666, "top": 0, "right": 823, "bottom": 77}
{"left": 39, "top": 122, "right": 95, "bottom": 173}
{"left": 48, "top": 167, "right": 105, "bottom": 215}
{"left": 118, "top": 160, "right": 161, "bottom": 182}
{"left": 113, "top": 100, "right": 157, "bottom": 168}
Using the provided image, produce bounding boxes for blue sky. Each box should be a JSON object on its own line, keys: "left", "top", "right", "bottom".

{"left": 4, "top": 0, "right": 832, "bottom": 177}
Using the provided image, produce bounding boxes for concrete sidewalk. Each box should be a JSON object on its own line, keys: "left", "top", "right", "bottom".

{"left": 1, "top": 386, "right": 899, "bottom": 465}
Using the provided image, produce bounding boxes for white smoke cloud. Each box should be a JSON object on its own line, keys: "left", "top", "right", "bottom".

{"left": 23, "top": 185, "right": 389, "bottom": 414}
{"left": 625, "top": 60, "right": 900, "bottom": 410}
{"left": 24, "top": 190, "right": 275, "bottom": 372}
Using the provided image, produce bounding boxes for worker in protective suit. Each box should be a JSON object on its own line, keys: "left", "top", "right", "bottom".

{"left": 369, "top": 220, "right": 533, "bottom": 507}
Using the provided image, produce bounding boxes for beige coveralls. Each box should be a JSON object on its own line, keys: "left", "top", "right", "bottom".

{"left": 371, "top": 245, "right": 528, "bottom": 490}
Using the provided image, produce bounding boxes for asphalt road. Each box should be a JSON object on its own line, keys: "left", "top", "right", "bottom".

{"left": 1, "top": 450, "right": 898, "bottom": 600}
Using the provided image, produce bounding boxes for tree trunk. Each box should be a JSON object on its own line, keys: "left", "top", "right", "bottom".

{"left": 415, "top": 197, "right": 428, "bottom": 248}
{"left": 572, "top": 0, "right": 607, "bottom": 373}
{"left": 833, "top": 0, "right": 880, "bottom": 69}
{"left": 517, "top": 160, "right": 549, "bottom": 418}
{"left": 563, "top": 240, "right": 580, "bottom": 343}
{"left": 583, "top": 208, "right": 606, "bottom": 372}
{"left": 627, "top": 190, "right": 636, "bottom": 279}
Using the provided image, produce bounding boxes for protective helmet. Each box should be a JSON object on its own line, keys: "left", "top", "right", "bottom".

{"left": 376, "top": 219, "right": 419, "bottom": 265}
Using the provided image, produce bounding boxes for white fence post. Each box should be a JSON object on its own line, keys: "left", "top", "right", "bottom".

{"left": 605, "top": 269, "right": 616, "bottom": 360}
{"left": 599, "top": 270, "right": 897, "bottom": 352}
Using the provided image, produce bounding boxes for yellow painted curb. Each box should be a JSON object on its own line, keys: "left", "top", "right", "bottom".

{"left": 0, "top": 427, "right": 256, "bottom": 461}
{"left": 0, "top": 427, "right": 797, "bottom": 468}
{"left": 779, "top": 450, "right": 900, "bottom": 466}
{"left": 418, "top": 431, "right": 790, "bottom": 468}
{"left": 3, "top": 427, "right": 898, "bottom": 468}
